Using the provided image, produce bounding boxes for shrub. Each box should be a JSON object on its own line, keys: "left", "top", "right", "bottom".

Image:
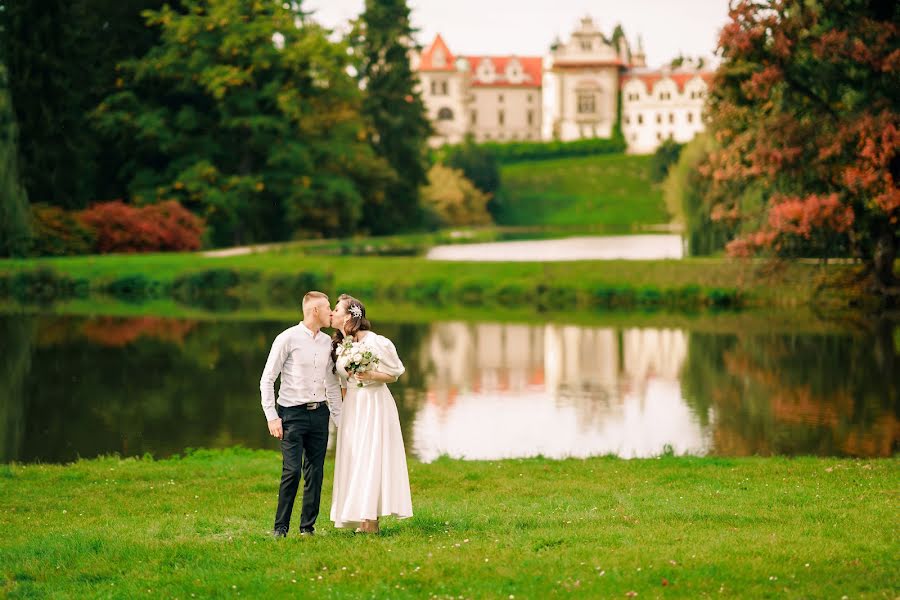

{"left": 494, "top": 282, "right": 533, "bottom": 305}
{"left": 267, "top": 271, "right": 334, "bottom": 306}
{"left": 444, "top": 136, "right": 627, "bottom": 165}
{"left": 10, "top": 268, "right": 87, "bottom": 303}
{"left": 405, "top": 279, "right": 449, "bottom": 304}
{"left": 420, "top": 164, "right": 493, "bottom": 227}
{"left": 104, "top": 275, "right": 161, "bottom": 302}
{"left": 29, "top": 203, "right": 95, "bottom": 256}
{"left": 650, "top": 138, "right": 684, "bottom": 182}
{"left": 443, "top": 139, "right": 501, "bottom": 196}
{"left": 78, "top": 200, "right": 204, "bottom": 254}
{"left": 171, "top": 269, "right": 241, "bottom": 311}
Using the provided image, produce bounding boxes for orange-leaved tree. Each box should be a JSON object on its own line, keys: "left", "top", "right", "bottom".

{"left": 702, "top": 0, "right": 898, "bottom": 297}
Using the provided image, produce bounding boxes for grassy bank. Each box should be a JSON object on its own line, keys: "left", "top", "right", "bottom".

{"left": 1, "top": 449, "right": 896, "bottom": 598}
{"left": 0, "top": 251, "right": 861, "bottom": 312}
{"left": 496, "top": 154, "right": 669, "bottom": 227}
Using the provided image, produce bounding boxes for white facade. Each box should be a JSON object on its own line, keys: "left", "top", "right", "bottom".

{"left": 547, "top": 17, "right": 623, "bottom": 141}
{"left": 621, "top": 67, "right": 710, "bottom": 154}
{"left": 416, "top": 19, "right": 713, "bottom": 154}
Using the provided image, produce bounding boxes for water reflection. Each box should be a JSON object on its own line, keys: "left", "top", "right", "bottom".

{"left": 415, "top": 323, "right": 707, "bottom": 460}
{"left": 0, "top": 314, "right": 896, "bottom": 463}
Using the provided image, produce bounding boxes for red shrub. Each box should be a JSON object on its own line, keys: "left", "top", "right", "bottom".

{"left": 78, "top": 200, "right": 204, "bottom": 253}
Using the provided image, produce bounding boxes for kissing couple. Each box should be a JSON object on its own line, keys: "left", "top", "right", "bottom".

{"left": 260, "top": 291, "right": 412, "bottom": 536}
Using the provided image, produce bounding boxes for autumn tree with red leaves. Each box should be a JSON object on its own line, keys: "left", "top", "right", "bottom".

{"left": 703, "top": 0, "right": 899, "bottom": 297}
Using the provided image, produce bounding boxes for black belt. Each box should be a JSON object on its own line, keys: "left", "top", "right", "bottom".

{"left": 282, "top": 402, "right": 325, "bottom": 411}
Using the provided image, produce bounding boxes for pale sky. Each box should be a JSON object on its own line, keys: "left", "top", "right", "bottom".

{"left": 303, "top": 0, "right": 731, "bottom": 68}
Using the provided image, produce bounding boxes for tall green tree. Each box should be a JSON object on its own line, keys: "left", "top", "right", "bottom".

{"left": 0, "top": 62, "right": 31, "bottom": 256}
{"left": 0, "top": 0, "right": 172, "bottom": 208}
{"left": 94, "top": 0, "right": 391, "bottom": 246}
{"left": 351, "top": 0, "right": 432, "bottom": 234}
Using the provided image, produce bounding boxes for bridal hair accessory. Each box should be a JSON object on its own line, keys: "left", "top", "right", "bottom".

{"left": 349, "top": 305, "right": 363, "bottom": 319}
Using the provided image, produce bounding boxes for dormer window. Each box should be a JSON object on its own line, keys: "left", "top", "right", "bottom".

{"left": 477, "top": 58, "right": 495, "bottom": 83}
{"left": 580, "top": 40, "right": 591, "bottom": 51}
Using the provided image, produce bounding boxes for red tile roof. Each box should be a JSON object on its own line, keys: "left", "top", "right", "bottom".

{"left": 464, "top": 55, "right": 543, "bottom": 88}
{"left": 552, "top": 59, "right": 625, "bottom": 69}
{"left": 621, "top": 71, "right": 714, "bottom": 93}
{"left": 419, "top": 34, "right": 456, "bottom": 72}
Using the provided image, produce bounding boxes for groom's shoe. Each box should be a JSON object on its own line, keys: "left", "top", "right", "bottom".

{"left": 272, "top": 528, "right": 288, "bottom": 539}
{"left": 299, "top": 528, "right": 314, "bottom": 537}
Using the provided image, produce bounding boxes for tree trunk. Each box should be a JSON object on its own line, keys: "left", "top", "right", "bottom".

{"left": 872, "top": 229, "right": 897, "bottom": 292}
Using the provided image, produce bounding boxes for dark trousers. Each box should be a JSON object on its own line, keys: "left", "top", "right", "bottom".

{"left": 274, "top": 403, "right": 330, "bottom": 533}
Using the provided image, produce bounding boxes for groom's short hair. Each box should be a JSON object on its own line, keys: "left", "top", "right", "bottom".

{"left": 302, "top": 290, "right": 329, "bottom": 312}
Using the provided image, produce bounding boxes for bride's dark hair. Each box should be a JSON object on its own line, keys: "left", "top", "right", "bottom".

{"left": 331, "top": 294, "right": 371, "bottom": 373}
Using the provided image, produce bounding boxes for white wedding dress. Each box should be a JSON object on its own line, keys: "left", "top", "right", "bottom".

{"left": 330, "top": 332, "right": 413, "bottom": 528}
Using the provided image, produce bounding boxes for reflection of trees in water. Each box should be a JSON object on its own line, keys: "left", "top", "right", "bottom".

{"left": 681, "top": 323, "right": 899, "bottom": 457}
{"left": 0, "top": 316, "right": 35, "bottom": 462}
{"left": 3, "top": 316, "right": 432, "bottom": 463}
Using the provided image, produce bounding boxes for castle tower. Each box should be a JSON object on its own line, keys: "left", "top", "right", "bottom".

{"left": 547, "top": 16, "right": 625, "bottom": 141}
{"left": 631, "top": 36, "right": 647, "bottom": 68}
{"left": 416, "top": 34, "right": 470, "bottom": 146}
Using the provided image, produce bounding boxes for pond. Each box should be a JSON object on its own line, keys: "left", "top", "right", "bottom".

{"left": 426, "top": 234, "right": 684, "bottom": 261}
{"left": 1, "top": 314, "right": 896, "bottom": 463}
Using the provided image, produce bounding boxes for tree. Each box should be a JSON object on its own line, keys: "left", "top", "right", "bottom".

{"left": 93, "top": 0, "right": 390, "bottom": 246}
{"left": 443, "top": 136, "right": 502, "bottom": 216}
{"left": 663, "top": 134, "right": 738, "bottom": 255}
{"left": 420, "top": 164, "right": 492, "bottom": 227}
{"left": 0, "top": 0, "right": 173, "bottom": 208}
{"left": 650, "top": 138, "right": 685, "bottom": 183}
{"left": 702, "top": 0, "right": 899, "bottom": 297}
{"left": 0, "top": 62, "right": 30, "bottom": 256}
{"left": 351, "top": 0, "right": 432, "bottom": 234}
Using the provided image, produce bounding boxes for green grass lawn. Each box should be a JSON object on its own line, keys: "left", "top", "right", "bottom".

{"left": 496, "top": 154, "right": 669, "bottom": 228}
{"left": 1, "top": 449, "right": 896, "bottom": 598}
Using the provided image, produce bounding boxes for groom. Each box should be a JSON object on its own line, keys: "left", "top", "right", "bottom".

{"left": 260, "top": 291, "right": 342, "bottom": 537}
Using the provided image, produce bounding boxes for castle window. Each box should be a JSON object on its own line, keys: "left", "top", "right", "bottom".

{"left": 471, "top": 110, "right": 477, "bottom": 125}
{"left": 527, "top": 94, "right": 533, "bottom": 103}
{"left": 577, "top": 93, "right": 596, "bottom": 114}
{"left": 580, "top": 40, "right": 591, "bottom": 51}
{"left": 656, "top": 132, "right": 662, "bottom": 140}
{"left": 431, "top": 79, "right": 448, "bottom": 96}
{"left": 656, "top": 114, "right": 662, "bottom": 124}
{"left": 498, "top": 109, "right": 505, "bottom": 125}
{"left": 668, "top": 113, "right": 674, "bottom": 124}
{"left": 637, "top": 114, "right": 643, "bottom": 124}
{"left": 437, "top": 107, "right": 454, "bottom": 121}
{"left": 498, "top": 94, "right": 504, "bottom": 103}
{"left": 624, "top": 115, "right": 631, "bottom": 125}
{"left": 687, "top": 112, "right": 693, "bottom": 123}
{"left": 527, "top": 109, "right": 534, "bottom": 125}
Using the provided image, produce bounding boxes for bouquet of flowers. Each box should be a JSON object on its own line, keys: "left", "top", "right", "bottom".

{"left": 336, "top": 337, "right": 380, "bottom": 387}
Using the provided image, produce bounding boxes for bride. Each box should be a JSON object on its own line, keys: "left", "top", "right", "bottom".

{"left": 329, "top": 294, "right": 413, "bottom": 533}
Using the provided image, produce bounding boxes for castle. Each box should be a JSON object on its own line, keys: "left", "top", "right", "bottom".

{"left": 414, "top": 16, "right": 713, "bottom": 154}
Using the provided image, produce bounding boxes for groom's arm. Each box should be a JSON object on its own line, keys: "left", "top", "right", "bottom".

{"left": 324, "top": 365, "right": 341, "bottom": 427}
{"left": 260, "top": 332, "right": 289, "bottom": 437}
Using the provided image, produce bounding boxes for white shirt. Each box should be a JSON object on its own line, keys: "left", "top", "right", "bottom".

{"left": 260, "top": 322, "right": 342, "bottom": 425}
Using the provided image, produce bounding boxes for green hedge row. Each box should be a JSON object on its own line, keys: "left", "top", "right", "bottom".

{"left": 0, "top": 268, "right": 741, "bottom": 311}
{"left": 445, "top": 136, "right": 628, "bottom": 165}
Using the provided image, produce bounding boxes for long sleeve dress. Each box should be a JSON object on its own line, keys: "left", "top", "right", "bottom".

{"left": 330, "top": 332, "right": 413, "bottom": 528}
